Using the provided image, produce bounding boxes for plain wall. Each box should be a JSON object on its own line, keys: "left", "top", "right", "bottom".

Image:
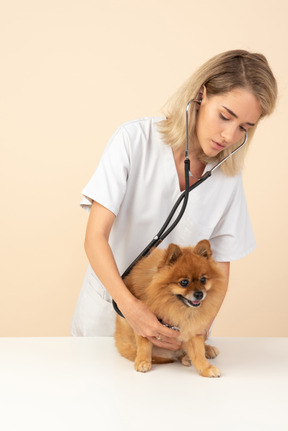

{"left": 1, "top": 0, "right": 287, "bottom": 337}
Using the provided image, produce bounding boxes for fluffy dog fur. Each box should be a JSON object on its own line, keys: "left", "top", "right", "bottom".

{"left": 114, "top": 240, "right": 226, "bottom": 377}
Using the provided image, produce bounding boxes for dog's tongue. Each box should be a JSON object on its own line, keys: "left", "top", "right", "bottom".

{"left": 192, "top": 300, "right": 201, "bottom": 306}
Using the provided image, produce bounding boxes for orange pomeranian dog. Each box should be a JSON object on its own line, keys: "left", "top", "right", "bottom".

{"left": 114, "top": 240, "right": 226, "bottom": 377}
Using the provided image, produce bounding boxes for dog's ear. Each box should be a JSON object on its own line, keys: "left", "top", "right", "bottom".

{"left": 194, "top": 240, "right": 212, "bottom": 259}
{"left": 159, "top": 244, "right": 182, "bottom": 267}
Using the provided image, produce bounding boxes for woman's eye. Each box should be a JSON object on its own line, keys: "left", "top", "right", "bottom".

{"left": 219, "top": 113, "right": 229, "bottom": 121}
{"left": 220, "top": 112, "right": 247, "bottom": 133}
{"left": 200, "top": 276, "right": 207, "bottom": 285}
{"left": 179, "top": 279, "right": 189, "bottom": 288}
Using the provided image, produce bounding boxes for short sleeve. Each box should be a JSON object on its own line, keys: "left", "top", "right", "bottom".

{"left": 209, "top": 176, "right": 256, "bottom": 262}
{"left": 80, "top": 126, "right": 131, "bottom": 215}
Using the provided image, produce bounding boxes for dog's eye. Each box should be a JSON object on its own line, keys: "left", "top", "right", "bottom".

{"left": 179, "top": 279, "right": 189, "bottom": 288}
{"left": 200, "top": 276, "right": 207, "bottom": 285}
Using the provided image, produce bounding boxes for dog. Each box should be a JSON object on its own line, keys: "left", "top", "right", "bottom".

{"left": 114, "top": 240, "right": 226, "bottom": 377}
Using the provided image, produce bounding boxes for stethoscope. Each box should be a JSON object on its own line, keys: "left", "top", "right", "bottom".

{"left": 113, "top": 98, "right": 248, "bottom": 318}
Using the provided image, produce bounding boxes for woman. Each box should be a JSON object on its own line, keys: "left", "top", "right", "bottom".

{"left": 71, "top": 50, "right": 277, "bottom": 350}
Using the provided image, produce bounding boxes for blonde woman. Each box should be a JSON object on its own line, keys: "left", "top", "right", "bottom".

{"left": 71, "top": 50, "right": 277, "bottom": 350}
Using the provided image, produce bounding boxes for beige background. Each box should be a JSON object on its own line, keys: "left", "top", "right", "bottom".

{"left": 1, "top": 0, "right": 287, "bottom": 337}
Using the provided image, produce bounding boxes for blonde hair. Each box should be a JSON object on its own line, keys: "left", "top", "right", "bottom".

{"left": 158, "top": 50, "right": 278, "bottom": 175}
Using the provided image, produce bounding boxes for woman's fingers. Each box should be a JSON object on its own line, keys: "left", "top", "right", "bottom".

{"left": 122, "top": 299, "right": 181, "bottom": 350}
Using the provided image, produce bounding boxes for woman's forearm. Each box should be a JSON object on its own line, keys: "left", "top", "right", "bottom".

{"left": 84, "top": 231, "right": 137, "bottom": 311}
{"left": 84, "top": 201, "right": 138, "bottom": 313}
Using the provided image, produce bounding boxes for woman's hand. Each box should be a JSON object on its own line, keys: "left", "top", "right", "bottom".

{"left": 119, "top": 297, "right": 182, "bottom": 351}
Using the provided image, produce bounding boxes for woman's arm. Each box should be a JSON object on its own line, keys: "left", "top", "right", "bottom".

{"left": 84, "top": 200, "right": 182, "bottom": 350}
{"left": 205, "top": 261, "right": 230, "bottom": 335}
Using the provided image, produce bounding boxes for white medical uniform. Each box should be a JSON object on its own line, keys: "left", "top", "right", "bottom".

{"left": 71, "top": 117, "right": 256, "bottom": 336}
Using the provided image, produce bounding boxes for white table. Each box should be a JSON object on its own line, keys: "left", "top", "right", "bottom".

{"left": 0, "top": 337, "right": 287, "bottom": 431}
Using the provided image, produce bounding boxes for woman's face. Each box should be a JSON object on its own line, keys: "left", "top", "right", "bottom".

{"left": 195, "top": 87, "right": 262, "bottom": 157}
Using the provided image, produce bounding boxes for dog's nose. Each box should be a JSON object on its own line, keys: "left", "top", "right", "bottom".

{"left": 194, "top": 291, "right": 204, "bottom": 301}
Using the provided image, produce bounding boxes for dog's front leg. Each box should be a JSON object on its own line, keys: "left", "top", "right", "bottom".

{"left": 134, "top": 335, "right": 153, "bottom": 372}
{"left": 183, "top": 336, "right": 221, "bottom": 378}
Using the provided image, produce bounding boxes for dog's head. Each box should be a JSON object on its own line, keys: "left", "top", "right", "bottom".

{"left": 153, "top": 240, "right": 223, "bottom": 309}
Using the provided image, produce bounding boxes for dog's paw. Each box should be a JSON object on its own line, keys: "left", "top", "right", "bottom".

{"left": 179, "top": 354, "right": 192, "bottom": 367}
{"left": 205, "top": 344, "right": 219, "bottom": 359}
{"left": 134, "top": 359, "right": 152, "bottom": 373}
{"left": 200, "top": 365, "right": 221, "bottom": 378}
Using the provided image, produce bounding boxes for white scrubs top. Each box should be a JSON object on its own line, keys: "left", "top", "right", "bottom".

{"left": 71, "top": 117, "right": 256, "bottom": 336}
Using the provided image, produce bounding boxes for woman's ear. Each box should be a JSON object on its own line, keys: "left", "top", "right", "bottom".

{"left": 197, "top": 85, "right": 207, "bottom": 102}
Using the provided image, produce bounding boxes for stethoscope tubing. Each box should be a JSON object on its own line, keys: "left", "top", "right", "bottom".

{"left": 112, "top": 165, "right": 210, "bottom": 318}
{"left": 112, "top": 99, "right": 248, "bottom": 318}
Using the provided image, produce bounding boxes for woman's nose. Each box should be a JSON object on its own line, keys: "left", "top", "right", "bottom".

{"left": 221, "top": 125, "right": 238, "bottom": 145}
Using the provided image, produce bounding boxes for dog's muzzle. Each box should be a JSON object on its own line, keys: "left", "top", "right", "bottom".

{"left": 177, "top": 291, "right": 205, "bottom": 308}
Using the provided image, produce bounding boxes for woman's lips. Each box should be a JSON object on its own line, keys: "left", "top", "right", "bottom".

{"left": 211, "top": 140, "right": 225, "bottom": 151}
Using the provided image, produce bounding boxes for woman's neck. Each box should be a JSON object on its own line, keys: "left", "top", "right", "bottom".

{"left": 172, "top": 147, "right": 206, "bottom": 191}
